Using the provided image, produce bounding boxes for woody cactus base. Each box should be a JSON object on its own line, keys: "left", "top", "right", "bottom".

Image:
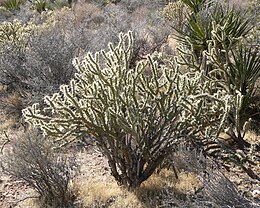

{"left": 23, "top": 32, "right": 229, "bottom": 189}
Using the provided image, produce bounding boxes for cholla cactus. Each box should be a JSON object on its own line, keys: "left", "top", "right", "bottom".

{"left": 206, "top": 27, "right": 260, "bottom": 148}
{"left": 174, "top": 1, "right": 258, "bottom": 150}
{"left": 23, "top": 31, "right": 229, "bottom": 188}
{"left": 0, "top": 20, "right": 35, "bottom": 50}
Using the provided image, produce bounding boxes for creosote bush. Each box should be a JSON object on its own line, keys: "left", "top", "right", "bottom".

{"left": 23, "top": 31, "right": 230, "bottom": 189}
{"left": 1, "top": 130, "right": 77, "bottom": 207}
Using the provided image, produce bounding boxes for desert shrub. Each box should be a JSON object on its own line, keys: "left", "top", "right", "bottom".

{"left": 160, "top": 0, "right": 189, "bottom": 30}
{"left": 26, "top": 21, "right": 77, "bottom": 93}
{"left": 29, "top": 0, "right": 72, "bottom": 14}
{"left": 101, "top": 2, "right": 172, "bottom": 62}
{"left": 0, "top": 2, "right": 172, "bottom": 102}
{"left": 0, "top": 19, "right": 36, "bottom": 92}
{"left": 0, "top": 1, "right": 39, "bottom": 23}
{"left": 1, "top": 129, "right": 77, "bottom": 207}
{"left": 23, "top": 31, "right": 229, "bottom": 189}
{"left": 0, "top": 1, "right": 173, "bottom": 105}
{"left": 50, "top": 0, "right": 72, "bottom": 9}
{"left": 0, "top": 14, "right": 78, "bottom": 103}
{"left": 88, "top": 0, "right": 121, "bottom": 6}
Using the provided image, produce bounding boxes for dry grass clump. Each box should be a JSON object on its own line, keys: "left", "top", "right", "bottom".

{"left": 175, "top": 172, "right": 202, "bottom": 195}
{"left": 76, "top": 168, "right": 203, "bottom": 208}
{"left": 0, "top": 83, "right": 7, "bottom": 92}
{"left": 202, "top": 169, "right": 252, "bottom": 207}
{"left": 0, "top": 116, "right": 16, "bottom": 131}
{"left": 77, "top": 179, "right": 142, "bottom": 208}
{"left": 0, "top": 92, "right": 25, "bottom": 119}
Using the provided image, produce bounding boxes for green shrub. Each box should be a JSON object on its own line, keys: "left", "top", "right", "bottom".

{"left": 23, "top": 31, "right": 229, "bottom": 189}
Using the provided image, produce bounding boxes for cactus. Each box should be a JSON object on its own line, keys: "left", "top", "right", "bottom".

{"left": 175, "top": 0, "right": 258, "bottom": 150}
{"left": 175, "top": 2, "right": 252, "bottom": 71}
{"left": 23, "top": 31, "right": 229, "bottom": 188}
{"left": 0, "top": 20, "right": 35, "bottom": 50}
{"left": 207, "top": 34, "right": 260, "bottom": 148}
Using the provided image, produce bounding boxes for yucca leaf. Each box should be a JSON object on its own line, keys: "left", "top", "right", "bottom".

{"left": 181, "top": 0, "right": 207, "bottom": 13}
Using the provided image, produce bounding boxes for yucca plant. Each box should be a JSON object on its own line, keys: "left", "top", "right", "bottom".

{"left": 209, "top": 44, "right": 260, "bottom": 148}
{"left": 175, "top": 2, "right": 252, "bottom": 69}
{"left": 1, "top": 0, "right": 24, "bottom": 11}
{"left": 174, "top": 0, "right": 259, "bottom": 159}
{"left": 33, "top": 0, "right": 49, "bottom": 13}
{"left": 175, "top": 13, "right": 211, "bottom": 57}
{"left": 227, "top": 46, "right": 259, "bottom": 97}
{"left": 210, "top": 6, "right": 252, "bottom": 52}
{"left": 181, "top": 0, "right": 207, "bottom": 14}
